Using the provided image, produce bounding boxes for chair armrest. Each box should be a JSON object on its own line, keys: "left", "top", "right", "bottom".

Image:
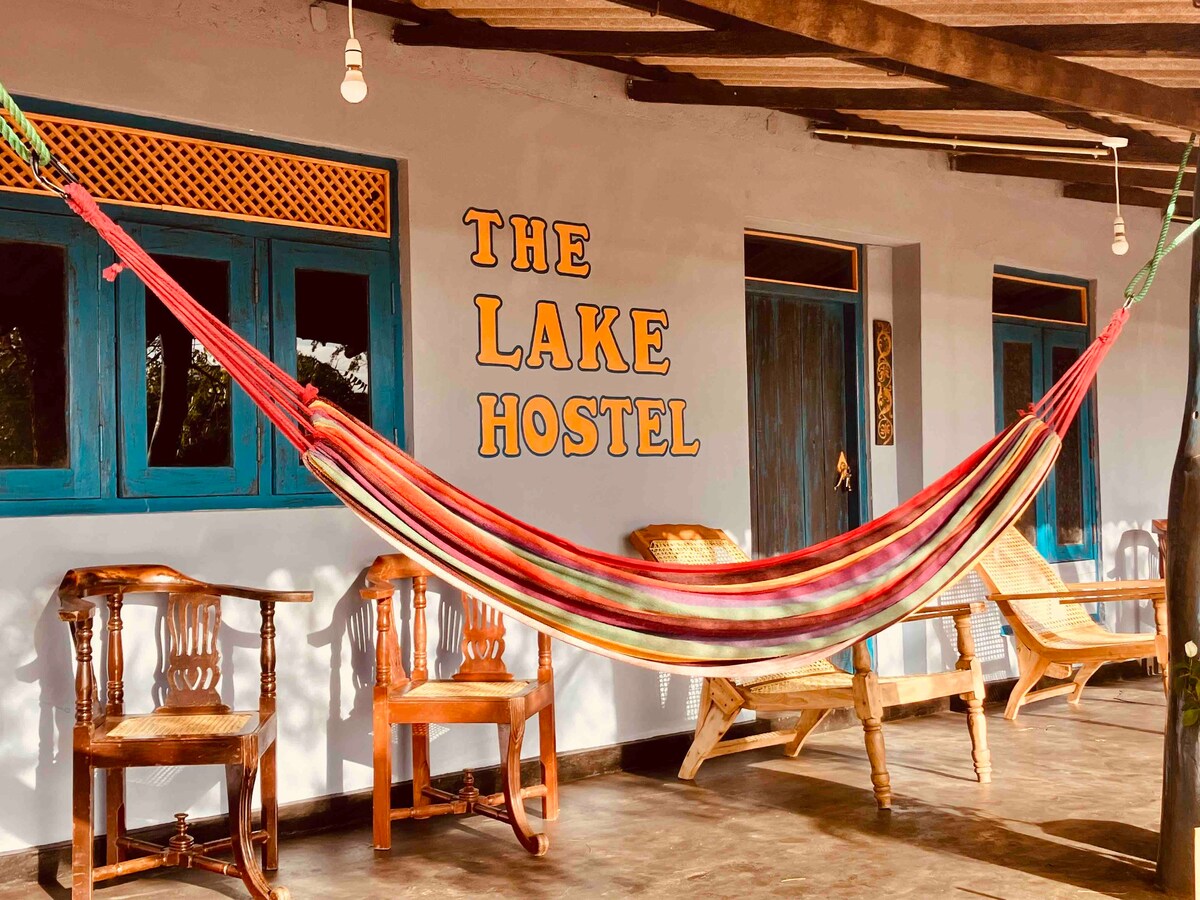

{"left": 902, "top": 601, "right": 984, "bottom": 622}
{"left": 58, "top": 596, "right": 97, "bottom": 623}
{"left": 989, "top": 579, "right": 1165, "bottom": 605}
{"left": 210, "top": 584, "right": 313, "bottom": 604}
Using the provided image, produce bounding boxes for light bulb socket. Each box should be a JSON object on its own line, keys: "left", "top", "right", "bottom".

{"left": 344, "top": 37, "right": 363, "bottom": 69}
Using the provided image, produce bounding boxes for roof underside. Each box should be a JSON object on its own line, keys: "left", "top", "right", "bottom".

{"left": 364, "top": 0, "right": 1200, "bottom": 212}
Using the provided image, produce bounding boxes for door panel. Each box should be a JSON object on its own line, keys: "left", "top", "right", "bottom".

{"left": 748, "top": 289, "right": 859, "bottom": 557}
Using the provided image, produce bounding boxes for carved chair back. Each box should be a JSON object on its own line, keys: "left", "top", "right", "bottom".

{"left": 361, "top": 554, "right": 552, "bottom": 687}
{"left": 57, "top": 565, "right": 307, "bottom": 721}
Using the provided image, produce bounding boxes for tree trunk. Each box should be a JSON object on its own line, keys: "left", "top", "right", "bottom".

{"left": 1158, "top": 182, "right": 1200, "bottom": 895}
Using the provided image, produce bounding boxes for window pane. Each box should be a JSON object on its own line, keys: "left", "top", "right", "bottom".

{"left": 295, "top": 269, "right": 370, "bottom": 424}
{"left": 0, "top": 240, "right": 68, "bottom": 469}
{"left": 745, "top": 233, "right": 857, "bottom": 291}
{"left": 145, "top": 255, "right": 232, "bottom": 467}
{"left": 993, "top": 274, "right": 1086, "bottom": 325}
{"left": 1052, "top": 345, "right": 1085, "bottom": 546}
{"left": 1001, "top": 340, "right": 1037, "bottom": 543}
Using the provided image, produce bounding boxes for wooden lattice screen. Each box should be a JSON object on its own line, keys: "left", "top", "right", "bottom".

{"left": 0, "top": 112, "right": 390, "bottom": 237}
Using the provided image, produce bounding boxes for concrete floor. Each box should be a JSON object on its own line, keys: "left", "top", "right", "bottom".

{"left": 13, "top": 679, "right": 1167, "bottom": 899}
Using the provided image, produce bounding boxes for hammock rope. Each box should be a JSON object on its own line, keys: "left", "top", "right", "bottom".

{"left": 2, "top": 79, "right": 1194, "bottom": 675}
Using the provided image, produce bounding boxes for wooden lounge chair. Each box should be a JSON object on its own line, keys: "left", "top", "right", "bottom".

{"left": 975, "top": 526, "right": 1168, "bottom": 720}
{"left": 630, "top": 524, "right": 991, "bottom": 809}
{"left": 361, "top": 554, "right": 558, "bottom": 856}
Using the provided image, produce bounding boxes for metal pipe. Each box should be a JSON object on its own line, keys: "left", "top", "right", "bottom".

{"left": 811, "top": 127, "right": 1112, "bottom": 158}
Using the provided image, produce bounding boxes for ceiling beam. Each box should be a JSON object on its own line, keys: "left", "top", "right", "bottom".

{"left": 952, "top": 155, "right": 1192, "bottom": 191}
{"left": 393, "top": 24, "right": 843, "bottom": 57}
{"left": 393, "top": 22, "right": 1200, "bottom": 60}
{"left": 973, "top": 24, "right": 1200, "bottom": 59}
{"left": 1062, "top": 183, "right": 1191, "bottom": 215}
{"left": 627, "top": 80, "right": 1071, "bottom": 111}
{"left": 683, "top": 0, "right": 1200, "bottom": 131}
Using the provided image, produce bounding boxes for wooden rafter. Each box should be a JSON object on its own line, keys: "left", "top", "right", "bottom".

{"left": 680, "top": 0, "right": 1200, "bottom": 131}
{"left": 393, "top": 23, "right": 1200, "bottom": 60}
{"left": 952, "top": 155, "right": 1192, "bottom": 191}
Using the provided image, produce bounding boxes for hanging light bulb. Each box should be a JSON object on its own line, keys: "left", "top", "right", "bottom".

{"left": 340, "top": 0, "right": 367, "bottom": 103}
{"left": 1102, "top": 137, "right": 1129, "bottom": 255}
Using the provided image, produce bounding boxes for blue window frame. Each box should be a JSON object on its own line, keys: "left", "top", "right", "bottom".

{"left": 992, "top": 267, "right": 1098, "bottom": 563}
{"left": 270, "top": 240, "right": 397, "bottom": 495}
{"left": 0, "top": 211, "right": 102, "bottom": 502}
{"left": 0, "top": 98, "right": 401, "bottom": 517}
{"left": 117, "top": 225, "right": 260, "bottom": 498}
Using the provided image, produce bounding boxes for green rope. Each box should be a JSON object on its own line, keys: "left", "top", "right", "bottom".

{"left": 1124, "top": 134, "right": 1200, "bottom": 306}
{"left": 0, "top": 79, "right": 50, "bottom": 165}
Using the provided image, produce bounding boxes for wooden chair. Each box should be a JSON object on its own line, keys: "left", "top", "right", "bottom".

{"left": 975, "top": 526, "right": 1168, "bottom": 720}
{"left": 360, "top": 554, "right": 558, "bottom": 855}
{"left": 56, "top": 565, "right": 312, "bottom": 900}
{"left": 630, "top": 525, "right": 991, "bottom": 809}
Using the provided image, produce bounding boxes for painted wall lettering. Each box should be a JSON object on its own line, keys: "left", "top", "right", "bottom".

{"left": 464, "top": 207, "right": 700, "bottom": 458}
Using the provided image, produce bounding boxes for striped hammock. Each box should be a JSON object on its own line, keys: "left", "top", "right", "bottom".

{"left": 62, "top": 182, "right": 1124, "bottom": 677}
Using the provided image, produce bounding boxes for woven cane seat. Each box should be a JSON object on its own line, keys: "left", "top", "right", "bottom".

{"left": 402, "top": 680, "right": 531, "bottom": 700}
{"left": 105, "top": 713, "right": 253, "bottom": 739}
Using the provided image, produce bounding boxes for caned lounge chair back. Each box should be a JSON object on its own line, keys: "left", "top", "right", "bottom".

{"left": 629, "top": 525, "right": 841, "bottom": 684}
{"left": 976, "top": 527, "right": 1102, "bottom": 651}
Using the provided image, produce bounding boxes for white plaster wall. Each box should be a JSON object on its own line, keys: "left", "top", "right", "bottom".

{"left": 0, "top": 0, "right": 1189, "bottom": 852}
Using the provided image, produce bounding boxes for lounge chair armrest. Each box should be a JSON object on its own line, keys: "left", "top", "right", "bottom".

{"left": 902, "top": 601, "right": 984, "bottom": 622}
{"left": 990, "top": 580, "right": 1165, "bottom": 605}
{"left": 1063, "top": 579, "right": 1164, "bottom": 594}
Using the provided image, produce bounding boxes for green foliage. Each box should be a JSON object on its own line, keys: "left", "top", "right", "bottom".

{"left": 0, "top": 327, "right": 36, "bottom": 466}
{"left": 296, "top": 341, "right": 369, "bottom": 422}
{"left": 1172, "top": 655, "right": 1200, "bottom": 727}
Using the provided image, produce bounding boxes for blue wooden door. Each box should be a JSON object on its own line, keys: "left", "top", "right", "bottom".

{"left": 270, "top": 240, "right": 397, "bottom": 494}
{"left": 747, "top": 287, "right": 865, "bottom": 553}
{"left": 993, "top": 321, "right": 1098, "bottom": 562}
{"left": 116, "top": 224, "right": 259, "bottom": 498}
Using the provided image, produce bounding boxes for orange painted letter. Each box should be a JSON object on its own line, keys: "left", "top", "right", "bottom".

{"left": 562, "top": 397, "right": 599, "bottom": 457}
{"left": 521, "top": 396, "right": 559, "bottom": 457}
{"left": 635, "top": 398, "right": 668, "bottom": 456}
{"left": 479, "top": 393, "right": 521, "bottom": 457}
{"left": 631, "top": 309, "right": 670, "bottom": 375}
{"left": 597, "top": 397, "right": 634, "bottom": 456}
{"left": 463, "top": 208, "right": 503, "bottom": 267}
{"left": 475, "top": 295, "right": 522, "bottom": 369}
{"left": 526, "top": 300, "right": 572, "bottom": 370}
{"left": 577, "top": 304, "right": 629, "bottom": 373}
{"left": 667, "top": 399, "right": 700, "bottom": 457}
{"left": 510, "top": 215, "right": 549, "bottom": 273}
{"left": 553, "top": 222, "right": 591, "bottom": 278}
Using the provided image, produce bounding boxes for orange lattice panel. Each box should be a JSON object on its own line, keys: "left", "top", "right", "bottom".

{"left": 0, "top": 111, "right": 390, "bottom": 237}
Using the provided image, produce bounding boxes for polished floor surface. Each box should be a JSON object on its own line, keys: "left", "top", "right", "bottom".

{"left": 14, "top": 679, "right": 1166, "bottom": 899}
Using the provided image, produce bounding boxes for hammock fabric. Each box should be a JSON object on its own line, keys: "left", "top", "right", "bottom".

{"left": 55, "top": 182, "right": 1129, "bottom": 677}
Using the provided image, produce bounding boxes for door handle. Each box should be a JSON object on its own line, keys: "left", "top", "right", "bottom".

{"left": 834, "top": 451, "right": 853, "bottom": 493}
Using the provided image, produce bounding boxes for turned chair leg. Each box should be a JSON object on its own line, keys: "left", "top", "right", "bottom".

{"left": 71, "top": 757, "right": 94, "bottom": 900}
{"left": 1005, "top": 650, "right": 1051, "bottom": 721}
{"left": 784, "top": 709, "right": 831, "bottom": 758}
{"left": 227, "top": 762, "right": 288, "bottom": 900}
{"left": 539, "top": 704, "right": 559, "bottom": 821}
{"left": 372, "top": 702, "right": 393, "bottom": 851}
{"left": 1069, "top": 662, "right": 1103, "bottom": 703}
{"left": 851, "top": 642, "right": 892, "bottom": 809}
{"left": 105, "top": 767, "right": 125, "bottom": 866}
{"left": 497, "top": 717, "right": 548, "bottom": 856}
{"left": 963, "top": 691, "right": 992, "bottom": 783}
{"left": 262, "top": 740, "right": 279, "bottom": 870}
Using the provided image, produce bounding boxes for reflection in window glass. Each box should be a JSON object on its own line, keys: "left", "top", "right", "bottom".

{"left": 0, "top": 241, "right": 68, "bottom": 468}
{"left": 1052, "top": 346, "right": 1085, "bottom": 546}
{"left": 1001, "top": 340, "right": 1037, "bottom": 544}
{"left": 294, "top": 269, "right": 370, "bottom": 424}
{"left": 145, "top": 255, "right": 232, "bottom": 467}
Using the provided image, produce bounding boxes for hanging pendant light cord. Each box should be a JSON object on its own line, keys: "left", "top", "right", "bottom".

{"left": 1112, "top": 144, "right": 1122, "bottom": 219}
{"left": 348, "top": 0, "right": 356, "bottom": 39}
